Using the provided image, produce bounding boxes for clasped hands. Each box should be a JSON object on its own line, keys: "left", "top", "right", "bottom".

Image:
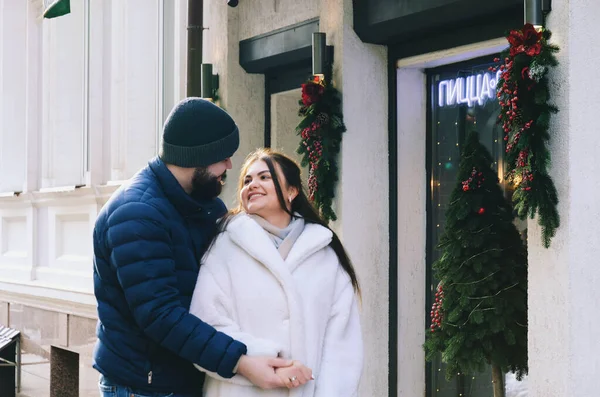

{"left": 236, "top": 355, "right": 313, "bottom": 390}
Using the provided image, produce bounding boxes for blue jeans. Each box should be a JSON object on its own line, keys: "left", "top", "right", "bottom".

{"left": 98, "top": 374, "right": 201, "bottom": 397}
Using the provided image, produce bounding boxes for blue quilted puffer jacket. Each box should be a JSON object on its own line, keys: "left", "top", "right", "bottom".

{"left": 92, "top": 156, "right": 247, "bottom": 394}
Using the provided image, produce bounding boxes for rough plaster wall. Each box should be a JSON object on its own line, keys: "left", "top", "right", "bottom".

{"left": 204, "top": 0, "right": 265, "bottom": 208}
{"left": 529, "top": 1, "right": 600, "bottom": 396}
{"left": 396, "top": 68, "right": 427, "bottom": 397}
{"left": 527, "top": 2, "right": 570, "bottom": 396}
{"left": 238, "top": 0, "right": 319, "bottom": 40}
{"left": 320, "top": 0, "right": 390, "bottom": 395}
{"left": 565, "top": 1, "right": 600, "bottom": 394}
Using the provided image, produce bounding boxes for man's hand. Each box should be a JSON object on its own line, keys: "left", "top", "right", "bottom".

{"left": 275, "top": 360, "right": 313, "bottom": 389}
{"left": 236, "top": 355, "right": 294, "bottom": 389}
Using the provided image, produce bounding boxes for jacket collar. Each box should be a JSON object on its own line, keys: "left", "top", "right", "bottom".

{"left": 148, "top": 156, "right": 227, "bottom": 220}
{"left": 227, "top": 213, "right": 333, "bottom": 272}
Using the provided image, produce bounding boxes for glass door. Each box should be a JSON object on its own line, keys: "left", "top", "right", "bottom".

{"left": 425, "top": 56, "right": 505, "bottom": 397}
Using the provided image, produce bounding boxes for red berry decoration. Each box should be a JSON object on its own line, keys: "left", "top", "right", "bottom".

{"left": 461, "top": 167, "right": 485, "bottom": 192}
{"left": 429, "top": 283, "right": 444, "bottom": 332}
{"left": 478, "top": 207, "right": 485, "bottom": 215}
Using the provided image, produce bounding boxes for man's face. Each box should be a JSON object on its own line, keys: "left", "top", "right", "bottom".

{"left": 190, "top": 158, "right": 233, "bottom": 200}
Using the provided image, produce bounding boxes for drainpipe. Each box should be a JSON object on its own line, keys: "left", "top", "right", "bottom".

{"left": 187, "top": 0, "right": 203, "bottom": 97}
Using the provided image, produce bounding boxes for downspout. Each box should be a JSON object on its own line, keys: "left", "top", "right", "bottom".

{"left": 187, "top": 0, "right": 203, "bottom": 97}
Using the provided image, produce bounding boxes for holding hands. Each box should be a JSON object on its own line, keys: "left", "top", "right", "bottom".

{"left": 275, "top": 360, "right": 314, "bottom": 389}
{"left": 236, "top": 356, "right": 313, "bottom": 390}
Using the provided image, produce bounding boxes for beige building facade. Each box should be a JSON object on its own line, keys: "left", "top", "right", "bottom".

{"left": 1, "top": 0, "right": 599, "bottom": 396}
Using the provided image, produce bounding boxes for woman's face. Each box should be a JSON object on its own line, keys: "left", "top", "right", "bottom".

{"left": 240, "top": 160, "right": 296, "bottom": 217}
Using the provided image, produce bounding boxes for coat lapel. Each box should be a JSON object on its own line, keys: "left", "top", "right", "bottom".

{"left": 285, "top": 223, "right": 333, "bottom": 273}
{"left": 227, "top": 214, "right": 287, "bottom": 278}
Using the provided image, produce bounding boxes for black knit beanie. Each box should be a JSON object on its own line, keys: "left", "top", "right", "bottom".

{"left": 159, "top": 98, "right": 240, "bottom": 168}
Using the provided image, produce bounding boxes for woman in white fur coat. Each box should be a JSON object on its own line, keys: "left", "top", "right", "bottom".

{"left": 189, "top": 148, "right": 363, "bottom": 397}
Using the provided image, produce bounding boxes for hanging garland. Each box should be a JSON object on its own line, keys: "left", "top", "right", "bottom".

{"left": 493, "top": 23, "right": 560, "bottom": 248}
{"left": 296, "top": 76, "right": 345, "bottom": 222}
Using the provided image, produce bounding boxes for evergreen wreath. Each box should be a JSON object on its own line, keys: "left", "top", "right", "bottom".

{"left": 296, "top": 76, "right": 345, "bottom": 222}
{"left": 493, "top": 23, "right": 560, "bottom": 248}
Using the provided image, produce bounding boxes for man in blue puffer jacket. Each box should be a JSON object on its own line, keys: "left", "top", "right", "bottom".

{"left": 93, "top": 98, "right": 292, "bottom": 397}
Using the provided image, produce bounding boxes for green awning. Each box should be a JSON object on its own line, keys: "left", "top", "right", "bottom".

{"left": 43, "top": 0, "right": 71, "bottom": 19}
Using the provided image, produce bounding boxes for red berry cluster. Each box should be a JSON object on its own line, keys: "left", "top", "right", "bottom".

{"left": 505, "top": 120, "right": 533, "bottom": 152}
{"left": 430, "top": 283, "right": 444, "bottom": 333}
{"left": 491, "top": 57, "right": 524, "bottom": 137}
{"left": 462, "top": 167, "right": 485, "bottom": 192}
{"left": 491, "top": 30, "right": 543, "bottom": 194}
{"left": 301, "top": 113, "right": 329, "bottom": 201}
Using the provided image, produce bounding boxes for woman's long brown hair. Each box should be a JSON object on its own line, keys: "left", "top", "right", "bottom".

{"left": 210, "top": 148, "right": 360, "bottom": 295}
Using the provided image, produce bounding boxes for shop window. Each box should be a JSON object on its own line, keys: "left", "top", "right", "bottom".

{"left": 426, "top": 56, "right": 523, "bottom": 397}
{"left": 0, "top": 1, "right": 28, "bottom": 193}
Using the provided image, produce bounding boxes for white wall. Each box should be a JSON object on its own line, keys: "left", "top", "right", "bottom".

{"left": 527, "top": 1, "right": 600, "bottom": 396}
{"left": 329, "top": 4, "right": 390, "bottom": 396}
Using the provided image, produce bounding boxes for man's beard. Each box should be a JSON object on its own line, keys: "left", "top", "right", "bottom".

{"left": 190, "top": 167, "right": 226, "bottom": 201}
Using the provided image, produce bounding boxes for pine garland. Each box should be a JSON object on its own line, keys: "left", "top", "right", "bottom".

{"left": 494, "top": 24, "right": 560, "bottom": 248}
{"left": 296, "top": 76, "right": 345, "bottom": 222}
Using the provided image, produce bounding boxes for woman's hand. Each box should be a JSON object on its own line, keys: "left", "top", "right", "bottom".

{"left": 275, "top": 360, "right": 314, "bottom": 389}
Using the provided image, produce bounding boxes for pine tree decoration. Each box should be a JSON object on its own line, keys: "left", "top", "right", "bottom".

{"left": 424, "top": 130, "right": 528, "bottom": 397}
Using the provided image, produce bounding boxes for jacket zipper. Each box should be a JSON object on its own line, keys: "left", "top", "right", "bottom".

{"left": 148, "top": 370, "right": 153, "bottom": 384}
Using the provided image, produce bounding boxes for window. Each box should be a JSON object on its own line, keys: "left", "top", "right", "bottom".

{"left": 0, "top": 1, "right": 32, "bottom": 193}
{"left": 109, "top": 0, "right": 160, "bottom": 181}
{"left": 426, "top": 56, "right": 505, "bottom": 397}
{"left": 40, "top": 0, "right": 88, "bottom": 188}
{"left": 266, "top": 64, "right": 313, "bottom": 185}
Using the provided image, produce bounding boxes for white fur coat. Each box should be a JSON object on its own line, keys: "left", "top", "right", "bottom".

{"left": 189, "top": 214, "right": 363, "bottom": 397}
